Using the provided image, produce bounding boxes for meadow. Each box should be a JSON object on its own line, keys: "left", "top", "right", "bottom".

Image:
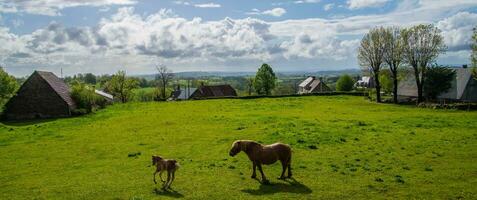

{"left": 0, "top": 95, "right": 476, "bottom": 199}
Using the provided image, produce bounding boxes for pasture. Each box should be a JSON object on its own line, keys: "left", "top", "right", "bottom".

{"left": 0, "top": 95, "right": 476, "bottom": 199}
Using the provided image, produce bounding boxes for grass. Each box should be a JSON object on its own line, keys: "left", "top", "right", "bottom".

{"left": 0, "top": 95, "right": 476, "bottom": 199}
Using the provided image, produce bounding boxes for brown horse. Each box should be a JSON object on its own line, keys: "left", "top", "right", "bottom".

{"left": 229, "top": 140, "right": 292, "bottom": 184}
{"left": 152, "top": 155, "right": 180, "bottom": 189}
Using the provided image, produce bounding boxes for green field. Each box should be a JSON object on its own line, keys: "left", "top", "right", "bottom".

{"left": 0, "top": 96, "right": 476, "bottom": 199}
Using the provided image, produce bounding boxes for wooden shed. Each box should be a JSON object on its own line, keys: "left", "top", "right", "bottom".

{"left": 2, "top": 71, "right": 76, "bottom": 120}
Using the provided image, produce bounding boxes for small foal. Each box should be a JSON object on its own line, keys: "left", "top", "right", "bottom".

{"left": 152, "top": 155, "right": 180, "bottom": 189}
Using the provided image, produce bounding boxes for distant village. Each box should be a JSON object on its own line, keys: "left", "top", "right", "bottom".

{"left": 0, "top": 62, "right": 475, "bottom": 121}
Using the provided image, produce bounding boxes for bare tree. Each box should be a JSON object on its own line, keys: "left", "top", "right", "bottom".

{"left": 401, "top": 24, "right": 446, "bottom": 103}
{"left": 155, "top": 64, "right": 174, "bottom": 99}
{"left": 382, "top": 26, "right": 404, "bottom": 103}
{"left": 358, "top": 27, "right": 386, "bottom": 102}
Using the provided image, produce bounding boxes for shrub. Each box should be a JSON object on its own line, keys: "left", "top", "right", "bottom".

{"left": 135, "top": 89, "right": 160, "bottom": 102}
{"left": 336, "top": 74, "right": 355, "bottom": 92}
{"left": 71, "top": 81, "right": 107, "bottom": 114}
{"left": 423, "top": 65, "right": 456, "bottom": 100}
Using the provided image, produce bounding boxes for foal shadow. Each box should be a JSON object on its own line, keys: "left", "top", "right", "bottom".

{"left": 241, "top": 178, "right": 312, "bottom": 195}
{"left": 153, "top": 188, "right": 184, "bottom": 198}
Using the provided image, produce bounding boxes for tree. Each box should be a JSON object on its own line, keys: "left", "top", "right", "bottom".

{"left": 378, "top": 69, "right": 393, "bottom": 94}
{"left": 423, "top": 65, "right": 455, "bottom": 100}
{"left": 84, "top": 73, "right": 97, "bottom": 85}
{"left": 471, "top": 27, "right": 477, "bottom": 80}
{"left": 254, "top": 63, "right": 276, "bottom": 95}
{"left": 0, "top": 67, "right": 18, "bottom": 107}
{"left": 401, "top": 24, "right": 446, "bottom": 103}
{"left": 358, "top": 27, "right": 386, "bottom": 102}
{"left": 105, "top": 71, "right": 139, "bottom": 103}
{"left": 383, "top": 26, "right": 404, "bottom": 103}
{"left": 336, "top": 74, "right": 355, "bottom": 91}
{"left": 246, "top": 77, "right": 254, "bottom": 96}
{"left": 155, "top": 64, "right": 174, "bottom": 99}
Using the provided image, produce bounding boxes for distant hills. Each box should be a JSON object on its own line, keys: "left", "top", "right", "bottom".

{"left": 134, "top": 68, "right": 362, "bottom": 80}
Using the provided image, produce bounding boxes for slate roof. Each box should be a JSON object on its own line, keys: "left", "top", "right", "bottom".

{"left": 169, "top": 88, "right": 197, "bottom": 100}
{"left": 35, "top": 71, "right": 76, "bottom": 108}
{"left": 192, "top": 85, "right": 237, "bottom": 98}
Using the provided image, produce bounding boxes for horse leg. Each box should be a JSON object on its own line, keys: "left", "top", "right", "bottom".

{"left": 163, "top": 172, "right": 171, "bottom": 189}
{"left": 153, "top": 171, "right": 158, "bottom": 184}
{"left": 287, "top": 156, "right": 292, "bottom": 178}
{"left": 169, "top": 171, "right": 175, "bottom": 189}
{"left": 257, "top": 163, "right": 269, "bottom": 184}
{"left": 279, "top": 160, "right": 287, "bottom": 179}
{"left": 159, "top": 171, "right": 165, "bottom": 182}
{"left": 251, "top": 162, "right": 257, "bottom": 179}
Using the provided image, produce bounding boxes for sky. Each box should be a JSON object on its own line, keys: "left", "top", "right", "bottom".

{"left": 0, "top": 0, "right": 476, "bottom": 76}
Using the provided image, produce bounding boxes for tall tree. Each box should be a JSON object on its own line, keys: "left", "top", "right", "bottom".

{"left": 254, "top": 63, "right": 276, "bottom": 95}
{"left": 401, "top": 24, "right": 446, "bottom": 103}
{"left": 0, "top": 67, "right": 18, "bottom": 107}
{"left": 155, "top": 64, "right": 174, "bottom": 99}
{"left": 382, "top": 26, "right": 404, "bottom": 103}
{"left": 358, "top": 27, "right": 386, "bottom": 102}
{"left": 471, "top": 27, "right": 477, "bottom": 80}
{"left": 83, "top": 73, "right": 97, "bottom": 85}
{"left": 336, "top": 74, "right": 355, "bottom": 92}
{"left": 105, "top": 71, "right": 139, "bottom": 103}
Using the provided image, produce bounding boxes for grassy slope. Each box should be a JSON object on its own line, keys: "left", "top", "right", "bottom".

{"left": 0, "top": 96, "right": 476, "bottom": 200}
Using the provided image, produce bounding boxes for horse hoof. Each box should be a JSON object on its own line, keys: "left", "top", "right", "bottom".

{"left": 251, "top": 175, "right": 257, "bottom": 179}
{"left": 262, "top": 180, "right": 270, "bottom": 185}
{"left": 278, "top": 176, "right": 286, "bottom": 180}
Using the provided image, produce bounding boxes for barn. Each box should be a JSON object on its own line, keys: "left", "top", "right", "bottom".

{"left": 397, "top": 67, "right": 477, "bottom": 102}
{"left": 2, "top": 71, "right": 76, "bottom": 120}
{"left": 189, "top": 84, "right": 237, "bottom": 99}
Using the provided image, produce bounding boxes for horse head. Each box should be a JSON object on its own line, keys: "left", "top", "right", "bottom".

{"left": 229, "top": 140, "right": 243, "bottom": 157}
{"left": 152, "top": 155, "right": 163, "bottom": 166}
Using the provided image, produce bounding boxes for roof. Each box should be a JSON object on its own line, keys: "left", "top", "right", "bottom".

{"left": 193, "top": 85, "right": 237, "bottom": 98}
{"left": 298, "top": 76, "right": 315, "bottom": 88}
{"left": 170, "top": 88, "right": 197, "bottom": 100}
{"left": 35, "top": 71, "right": 76, "bottom": 108}
{"left": 95, "top": 89, "right": 114, "bottom": 100}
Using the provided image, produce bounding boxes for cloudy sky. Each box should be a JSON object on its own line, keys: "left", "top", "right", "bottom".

{"left": 0, "top": 0, "right": 476, "bottom": 76}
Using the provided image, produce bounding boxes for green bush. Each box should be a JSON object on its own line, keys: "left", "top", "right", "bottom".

{"left": 135, "top": 88, "right": 161, "bottom": 102}
{"left": 336, "top": 74, "right": 355, "bottom": 92}
{"left": 71, "top": 81, "right": 107, "bottom": 114}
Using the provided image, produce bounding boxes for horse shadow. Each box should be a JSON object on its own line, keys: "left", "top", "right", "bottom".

{"left": 153, "top": 188, "right": 184, "bottom": 198}
{"left": 241, "top": 178, "right": 312, "bottom": 195}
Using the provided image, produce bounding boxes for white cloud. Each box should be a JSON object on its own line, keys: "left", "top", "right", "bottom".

{"left": 247, "top": 8, "right": 286, "bottom": 17}
{"left": 347, "top": 0, "right": 389, "bottom": 10}
{"left": 294, "top": 0, "right": 320, "bottom": 4}
{"left": 172, "top": 1, "right": 191, "bottom": 6}
{"left": 1, "top": 1, "right": 477, "bottom": 76}
{"left": 324, "top": 3, "right": 334, "bottom": 11}
{"left": 437, "top": 12, "right": 477, "bottom": 51}
{"left": 194, "top": 3, "right": 221, "bottom": 8}
{"left": 0, "top": 0, "right": 136, "bottom": 16}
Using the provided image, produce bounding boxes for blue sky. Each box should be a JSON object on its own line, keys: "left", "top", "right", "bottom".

{"left": 0, "top": 0, "right": 476, "bottom": 76}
